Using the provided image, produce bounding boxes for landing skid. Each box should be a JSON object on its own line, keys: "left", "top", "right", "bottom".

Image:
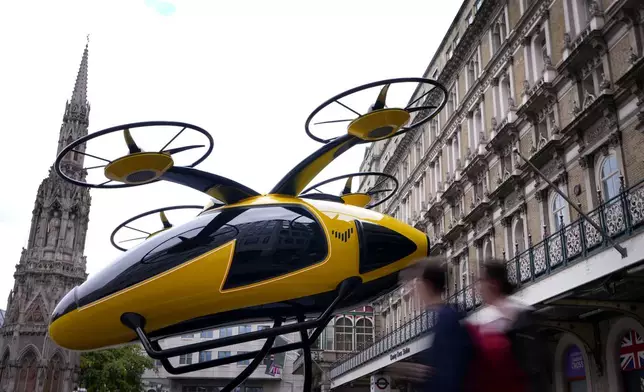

{"left": 121, "top": 277, "right": 361, "bottom": 392}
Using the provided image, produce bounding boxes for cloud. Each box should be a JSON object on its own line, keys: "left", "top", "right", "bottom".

{"left": 145, "top": 0, "right": 176, "bottom": 16}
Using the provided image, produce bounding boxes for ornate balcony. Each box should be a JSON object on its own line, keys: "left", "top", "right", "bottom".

{"left": 443, "top": 211, "right": 466, "bottom": 242}
{"left": 462, "top": 141, "right": 488, "bottom": 181}
{"left": 330, "top": 179, "right": 644, "bottom": 383}
{"left": 430, "top": 232, "right": 447, "bottom": 256}
{"left": 443, "top": 169, "right": 464, "bottom": 202}
{"left": 487, "top": 110, "right": 518, "bottom": 152}
{"left": 615, "top": 52, "right": 643, "bottom": 132}
{"left": 559, "top": 7, "right": 606, "bottom": 75}
{"left": 560, "top": 89, "right": 616, "bottom": 144}
{"left": 517, "top": 77, "right": 556, "bottom": 120}
{"left": 490, "top": 164, "right": 522, "bottom": 200}
{"left": 463, "top": 190, "right": 492, "bottom": 224}
{"left": 452, "top": 177, "right": 644, "bottom": 311}
{"left": 424, "top": 192, "right": 443, "bottom": 220}
{"left": 524, "top": 130, "right": 562, "bottom": 169}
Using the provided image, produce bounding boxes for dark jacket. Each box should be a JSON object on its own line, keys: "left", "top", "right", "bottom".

{"left": 506, "top": 308, "right": 551, "bottom": 392}
{"left": 419, "top": 304, "right": 474, "bottom": 392}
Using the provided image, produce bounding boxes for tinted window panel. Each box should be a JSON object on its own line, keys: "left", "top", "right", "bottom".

{"left": 75, "top": 205, "right": 327, "bottom": 308}
{"left": 222, "top": 206, "right": 327, "bottom": 289}
{"left": 357, "top": 221, "right": 417, "bottom": 274}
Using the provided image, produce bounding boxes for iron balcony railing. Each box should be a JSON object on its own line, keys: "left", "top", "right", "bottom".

{"left": 329, "top": 178, "right": 644, "bottom": 379}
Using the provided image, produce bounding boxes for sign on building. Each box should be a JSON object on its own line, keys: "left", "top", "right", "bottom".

{"left": 370, "top": 374, "right": 391, "bottom": 392}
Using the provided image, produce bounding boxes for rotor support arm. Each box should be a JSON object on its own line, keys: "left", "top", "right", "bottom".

{"left": 160, "top": 166, "right": 260, "bottom": 205}
{"left": 270, "top": 134, "right": 360, "bottom": 196}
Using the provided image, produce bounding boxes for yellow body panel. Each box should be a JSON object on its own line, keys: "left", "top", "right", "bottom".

{"left": 341, "top": 193, "right": 372, "bottom": 208}
{"left": 49, "top": 195, "right": 427, "bottom": 351}
{"left": 104, "top": 152, "right": 174, "bottom": 184}
{"left": 347, "top": 109, "right": 410, "bottom": 141}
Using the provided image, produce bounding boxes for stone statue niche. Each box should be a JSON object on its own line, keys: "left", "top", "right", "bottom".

{"left": 46, "top": 209, "right": 62, "bottom": 248}
{"left": 65, "top": 211, "right": 77, "bottom": 249}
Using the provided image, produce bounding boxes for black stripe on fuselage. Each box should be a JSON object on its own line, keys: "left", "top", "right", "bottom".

{"left": 141, "top": 271, "right": 400, "bottom": 341}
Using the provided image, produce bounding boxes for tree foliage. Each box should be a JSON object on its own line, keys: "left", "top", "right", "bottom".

{"left": 79, "top": 345, "right": 155, "bottom": 392}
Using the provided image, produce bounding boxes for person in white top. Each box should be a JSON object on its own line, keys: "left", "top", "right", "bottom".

{"left": 475, "top": 259, "right": 549, "bottom": 392}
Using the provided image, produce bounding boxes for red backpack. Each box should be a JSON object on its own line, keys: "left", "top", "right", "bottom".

{"left": 464, "top": 323, "right": 528, "bottom": 392}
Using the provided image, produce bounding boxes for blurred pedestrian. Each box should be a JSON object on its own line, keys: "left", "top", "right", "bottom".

{"left": 465, "top": 259, "right": 549, "bottom": 392}
{"left": 391, "top": 258, "right": 473, "bottom": 391}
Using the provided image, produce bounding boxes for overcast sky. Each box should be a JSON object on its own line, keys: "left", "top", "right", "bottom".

{"left": 0, "top": 0, "right": 461, "bottom": 310}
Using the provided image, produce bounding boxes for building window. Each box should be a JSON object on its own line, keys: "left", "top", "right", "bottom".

{"left": 599, "top": 153, "right": 621, "bottom": 201}
{"left": 466, "top": 52, "right": 480, "bottom": 91}
{"left": 496, "top": 71, "right": 514, "bottom": 119}
{"left": 447, "top": 85, "right": 457, "bottom": 116}
{"left": 219, "top": 327, "right": 233, "bottom": 338}
{"left": 198, "top": 351, "right": 211, "bottom": 363}
{"left": 200, "top": 330, "right": 213, "bottom": 339}
{"left": 218, "top": 351, "right": 231, "bottom": 360}
{"left": 334, "top": 317, "right": 353, "bottom": 351}
{"left": 181, "top": 333, "right": 194, "bottom": 339}
{"left": 565, "top": 0, "right": 593, "bottom": 37}
{"left": 458, "top": 255, "right": 469, "bottom": 290}
{"left": 491, "top": 12, "right": 508, "bottom": 54}
{"left": 512, "top": 216, "right": 526, "bottom": 256}
{"left": 237, "top": 352, "right": 250, "bottom": 365}
{"left": 483, "top": 238, "right": 493, "bottom": 261}
{"left": 239, "top": 325, "right": 252, "bottom": 334}
{"left": 473, "top": 108, "right": 483, "bottom": 148}
{"left": 355, "top": 318, "right": 374, "bottom": 350}
{"left": 180, "top": 354, "right": 193, "bottom": 365}
{"left": 257, "top": 325, "right": 270, "bottom": 331}
{"left": 551, "top": 192, "right": 569, "bottom": 232}
{"left": 531, "top": 29, "right": 549, "bottom": 82}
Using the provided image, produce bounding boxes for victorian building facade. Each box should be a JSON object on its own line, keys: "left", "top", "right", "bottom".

{"left": 327, "top": 0, "right": 644, "bottom": 391}
{"left": 0, "top": 42, "right": 92, "bottom": 392}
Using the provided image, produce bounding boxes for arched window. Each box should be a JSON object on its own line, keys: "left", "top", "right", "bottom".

{"left": 334, "top": 317, "right": 353, "bottom": 352}
{"left": 599, "top": 153, "right": 621, "bottom": 202}
{"left": 513, "top": 216, "right": 526, "bottom": 256}
{"left": 458, "top": 255, "right": 469, "bottom": 290}
{"left": 563, "top": 345, "right": 587, "bottom": 391}
{"left": 619, "top": 329, "right": 644, "bottom": 391}
{"left": 552, "top": 193, "right": 569, "bottom": 232}
{"left": 43, "top": 353, "right": 64, "bottom": 392}
{"left": 483, "top": 238, "right": 493, "bottom": 261}
{"left": 15, "top": 349, "right": 38, "bottom": 392}
{"left": 355, "top": 318, "right": 374, "bottom": 350}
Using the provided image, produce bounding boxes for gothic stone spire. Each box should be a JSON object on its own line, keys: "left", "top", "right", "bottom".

{"left": 0, "top": 40, "right": 92, "bottom": 392}
{"left": 57, "top": 39, "right": 91, "bottom": 156}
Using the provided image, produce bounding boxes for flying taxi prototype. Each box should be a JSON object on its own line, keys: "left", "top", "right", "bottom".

{"left": 50, "top": 77, "right": 447, "bottom": 392}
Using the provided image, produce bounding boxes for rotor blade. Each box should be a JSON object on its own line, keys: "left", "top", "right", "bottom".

{"left": 313, "top": 119, "right": 353, "bottom": 126}
{"left": 341, "top": 177, "right": 353, "bottom": 195}
{"left": 118, "top": 236, "right": 149, "bottom": 244}
{"left": 162, "top": 144, "right": 205, "bottom": 155}
{"left": 160, "top": 211, "right": 172, "bottom": 229}
{"left": 270, "top": 134, "right": 359, "bottom": 196}
{"left": 370, "top": 84, "right": 390, "bottom": 111}
{"left": 124, "top": 129, "right": 142, "bottom": 154}
{"left": 406, "top": 105, "right": 438, "bottom": 113}
{"left": 160, "top": 166, "right": 260, "bottom": 205}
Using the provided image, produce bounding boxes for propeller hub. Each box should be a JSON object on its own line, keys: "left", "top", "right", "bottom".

{"left": 347, "top": 109, "right": 410, "bottom": 141}
{"left": 104, "top": 152, "right": 174, "bottom": 185}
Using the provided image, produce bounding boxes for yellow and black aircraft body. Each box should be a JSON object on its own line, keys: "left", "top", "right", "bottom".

{"left": 49, "top": 81, "right": 439, "bottom": 353}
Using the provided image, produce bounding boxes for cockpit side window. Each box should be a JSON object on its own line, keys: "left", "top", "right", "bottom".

{"left": 221, "top": 205, "right": 328, "bottom": 290}
{"left": 75, "top": 205, "right": 327, "bottom": 308}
